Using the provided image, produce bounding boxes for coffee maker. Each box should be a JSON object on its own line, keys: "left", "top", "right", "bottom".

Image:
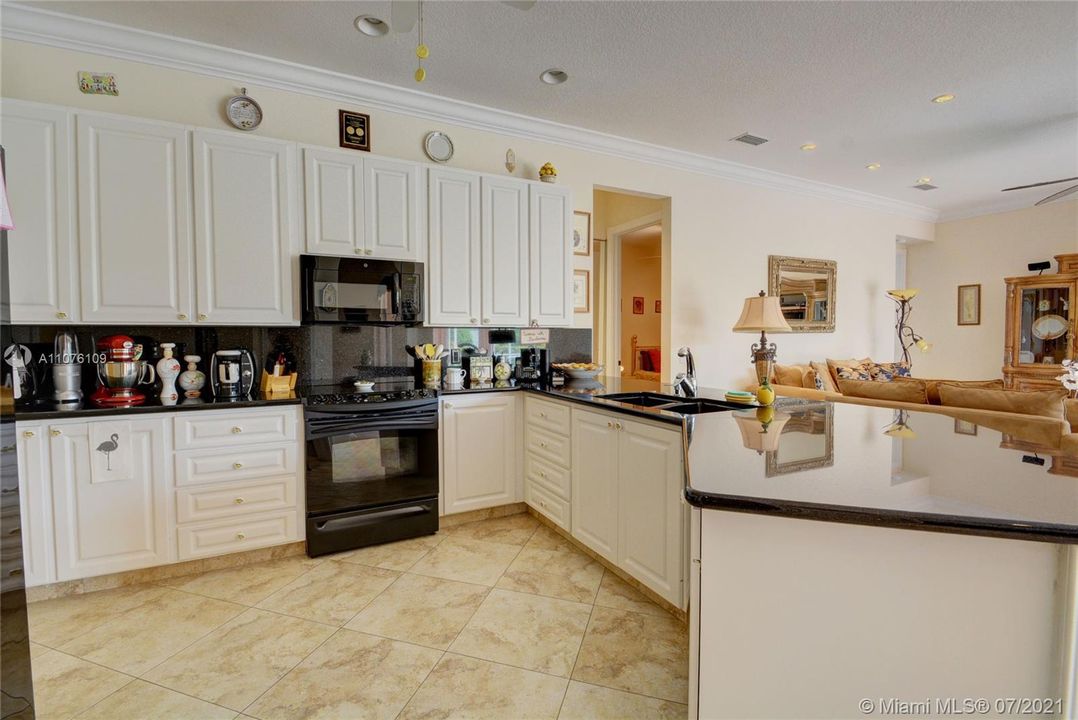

{"left": 91, "top": 334, "right": 157, "bottom": 407}
{"left": 210, "top": 349, "right": 255, "bottom": 399}
{"left": 518, "top": 348, "right": 550, "bottom": 383}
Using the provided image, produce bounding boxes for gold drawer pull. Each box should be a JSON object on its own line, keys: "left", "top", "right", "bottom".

{"left": 55, "top": 311, "right": 68, "bottom": 320}
{"left": 198, "top": 313, "right": 208, "bottom": 321}
{"left": 615, "top": 422, "right": 623, "bottom": 430}
{"left": 539, "top": 441, "right": 547, "bottom": 448}
{"left": 234, "top": 497, "right": 245, "bottom": 504}
{"left": 177, "top": 313, "right": 188, "bottom": 321}
{"left": 607, "top": 421, "right": 613, "bottom": 428}
{"left": 235, "top": 532, "right": 246, "bottom": 540}
{"left": 233, "top": 462, "right": 243, "bottom": 470}
{"left": 538, "top": 470, "right": 546, "bottom": 478}
{"left": 50, "top": 429, "right": 61, "bottom": 437}
{"left": 539, "top": 411, "right": 547, "bottom": 418}
{"left": 231, "top": 426, "right": 243, "bottom": 434}
{"left": 22, "top": 430, "right": 35, "bottom": 439}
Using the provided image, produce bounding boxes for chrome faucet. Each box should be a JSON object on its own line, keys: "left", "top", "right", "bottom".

{"left": 674, "top": 346, "right": 697, "bottom": 397}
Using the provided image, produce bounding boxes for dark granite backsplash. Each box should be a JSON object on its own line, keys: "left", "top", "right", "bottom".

{"left": 11, "top": 325, "right": 592, "bottom": 388}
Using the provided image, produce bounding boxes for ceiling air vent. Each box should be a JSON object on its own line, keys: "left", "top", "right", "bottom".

{"left": 913, "top": 182, "right": 938, "bottom": 191}
{"left": 731, "top": 132, "right": 769, "bottom": 146}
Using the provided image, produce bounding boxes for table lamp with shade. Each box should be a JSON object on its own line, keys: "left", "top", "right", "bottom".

{"left": 733, "top": 291, "right": 792, "bottom": 385}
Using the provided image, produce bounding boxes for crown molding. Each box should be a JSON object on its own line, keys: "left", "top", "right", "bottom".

{"left": 936, "top": 192, "right": 1077, "bottom": 223}
{"left": 2, "top": 3, "right": 941, "bottom": 222}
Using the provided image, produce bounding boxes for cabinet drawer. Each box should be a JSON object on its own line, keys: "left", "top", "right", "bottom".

{"left": 175, "top": 443, "right": 297, "bottom": 487}
{"left": 176, "top": 476, "right": 297, "bottom": 524}
{"left": 177, "top": 510, "right": 299, "bottom": 561}
{"left": 174, "top": 408, "right": 298, "bottom": 450}
{"left": 525, "top": 425, "right": 570, "bottom": 468}
{"left": 526, "top": 480, "right": 570, "bottom": 531}
{"left": 525, "top": 397, "right": 570, "bottom": 436}
{"left": 525, "top": 452, "right": 570, "bottom": 500}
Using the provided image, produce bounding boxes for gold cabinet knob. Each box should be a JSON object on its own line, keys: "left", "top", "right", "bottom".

{"left": 22, "top": 430, "right": 35, "bottom": 439}
{"left": 234, "top": 497, "right": 245, "bottom": 504}
{"left": 50, "top": 429, "right": 61, "bottom": 437}
{"left": 235, "top": 532, "right": 246, "bottom": 540}
{"left": 483, "top": 318, "right": 491, "bottom": 324}
{"left": 177, "top": 313, "right": 188, "bottom": 320}
{"left": 365, "top": 249, "right": 373, "bottom": 255}
{"left": 469, "top": 318, "right": 477, "bottom": 324}
{"left": 538, "top": 470, "right": 546, "bottom": 478}
{"left": 607, "top": 421, "right": 613, "bottom": 428}
{"left": 231, "top": 426, "right": 243, "bottom": 434}
{"left": 443, "top": 402, "right": 453, "bottom": 409}
{"left": 233, "top": 462, "right": 243, "bottom": 470}
{"left": 355, "top": 248, "right": 365, "bottom": 255}
{"left": 198, "top": 313, "right": 208, "bottom": 321}
{"left": 55, "top": 311, "right": 68, "bottom": 320}
{"left": 539, "top": 441, "right": 547, "bottom": 448}
{"left": 539, "top": 412, "right": 546, "bottom": 418}
{"left": 615, "top": 422, "right": 623, "bottom": 430}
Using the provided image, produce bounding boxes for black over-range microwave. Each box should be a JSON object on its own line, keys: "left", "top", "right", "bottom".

{"left": 301, "top": 255, "right": 423, "bottom": 326}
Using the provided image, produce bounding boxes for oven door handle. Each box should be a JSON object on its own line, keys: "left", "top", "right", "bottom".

{"left": 314, "top": 504, "right": 431, "bottom": 532}
{"left": 306, "top": 416, "right": 437, "bottom": 438}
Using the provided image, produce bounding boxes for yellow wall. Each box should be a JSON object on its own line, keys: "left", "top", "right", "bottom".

{"left": 620, "top": 230, "right": 663, "bottom": 373}
{"left": 906, "top": 202, "right": 1078, "bottom": 380}
{"left": 1, "top": 38, "right": 936, "bottom": 388}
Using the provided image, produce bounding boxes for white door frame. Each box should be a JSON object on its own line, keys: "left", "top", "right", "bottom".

{"left": 605, "top": 212, "right": 663, "bottom": 380}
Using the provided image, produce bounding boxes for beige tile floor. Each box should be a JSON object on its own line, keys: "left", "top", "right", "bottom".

{"left": 28, "top": 513, "right": 688, "bottom": 720}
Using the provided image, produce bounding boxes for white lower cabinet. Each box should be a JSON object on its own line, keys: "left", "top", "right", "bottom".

{"left": 49, "top": 418, "right": 172, "bottom": 581}
{"left": 441, "top": 394, "right": 521, "bottom": 515}
{"left": 570, "top": 409, "right": 619, "bottom": 562}
{"left": 15, "top": 405, "right": 304, "bottom": 587}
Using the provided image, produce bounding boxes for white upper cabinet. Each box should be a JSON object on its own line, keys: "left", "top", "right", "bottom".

{"left": 365, "top": 156, "right": 420, "bottom": 261}
{"left": 78, "top": 114, "right": 194, "bottom": 323}
{"left": 481, "top": 176, "right": 530, "bottom": 327}
{"left": 303, "top": 146, "right": 364, "bottom": 256}
{"left": 193, "top": 130, "right": 296, "bottom": 325}
{"left": 0, "top": 102, "right": 78, "bottom": 324}
{"left": 529, "top": 184, "right": 573, "bottom": 327}
{"left": 427, "top": 167, "right": 481, "bottom": 326}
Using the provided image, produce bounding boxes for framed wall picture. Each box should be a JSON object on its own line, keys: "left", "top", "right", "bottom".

{"left": 632, "top": 296, "right": 644, "bottom": 314}
{"left": 572, "top": 211, "right": 592, "bottom": 257}
{"left": 957, "top": 284, "right": 981, "bottom": 325}
{"left": 339, "top": 110, "right": 371, "bottom": 152}
{"left": 573, "top": 270, "right": 590, "bottom": 313}
{"left": 655, "top": 300, "right": 662, "bottom": 313}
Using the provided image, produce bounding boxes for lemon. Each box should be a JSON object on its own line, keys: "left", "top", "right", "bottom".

{"left": 756, "top": 381, "right": 775, "bottom": 406}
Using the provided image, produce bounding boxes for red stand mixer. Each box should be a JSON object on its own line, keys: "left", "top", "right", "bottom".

{"left": 91, "top": 334, "right": 157, "bottom": 407}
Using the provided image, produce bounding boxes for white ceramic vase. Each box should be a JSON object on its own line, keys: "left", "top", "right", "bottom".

{"left": 156, "top": 343, "right": 181, "bottom": 403}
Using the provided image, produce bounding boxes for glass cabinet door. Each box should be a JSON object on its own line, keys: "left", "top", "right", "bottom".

{"left": 1016, "top": 284, "right": 1072, "bottom": 365}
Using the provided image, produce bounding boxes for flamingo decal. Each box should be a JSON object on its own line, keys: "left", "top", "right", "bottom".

{"left": 96, "top": 433, "right": 120, "bottom": 471}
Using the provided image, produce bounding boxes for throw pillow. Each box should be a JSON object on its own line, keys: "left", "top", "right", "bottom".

{"left": 868, "top": 361, "right": 911, "bottom": 382}
{"left": 810, "top": 361, "right": 839, "bottom": 392}
{"left": 1066, "top": 398, "right": 1078, "bottom": 433}
{"left": 838, "top": 378, "right": 929, "bottom": 404}
{"left": 937, "top": 385, "right": 1068, "bottom": 420}
{"left": 827, "top": 357, "right": 873, "bottom": 383}
{"left": 898, "top": 377, "right": 1004, "bottom": 405}
{"left": 773, "top": 363, "right": 806, "bottom": 387}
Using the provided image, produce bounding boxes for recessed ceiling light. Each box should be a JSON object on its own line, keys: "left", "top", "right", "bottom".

{"left": 800, "top": 143, "right": 817, "bottom": 151}
{"left": 917, "top": 176, "right": 932, "bottom": 185}
{"left": 931, "top": 93, "right": 955, "bottom": 104}
{"left": 354, "top": 15, "right": 389, "bottom": 37}
{"left": 540, "top": 69, "right": 568, "bottom": 85}
{"left": 866, "top": 163, "right": 881, "bottom": 170}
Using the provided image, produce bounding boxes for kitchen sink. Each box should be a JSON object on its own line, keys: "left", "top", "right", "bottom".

{"left": 596, "top": 392, "right": 742, "bottom": 415}
{"left": 596, "top": 392, "right": 687, "bottom": 407}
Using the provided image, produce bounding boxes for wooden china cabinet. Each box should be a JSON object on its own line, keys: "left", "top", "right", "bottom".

{"left": 1002, "top": 253, "right": 1078, "bottom": 391}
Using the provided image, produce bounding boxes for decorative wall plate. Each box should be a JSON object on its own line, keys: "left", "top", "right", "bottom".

{"left": 225, "top": 89, "right": 263, "bottom": 131}
{"left": 1032, "top": 313, "right": 1067, "bottom": 340}
{"left": 424, "top": 132, "right": 454, "bottom": 162}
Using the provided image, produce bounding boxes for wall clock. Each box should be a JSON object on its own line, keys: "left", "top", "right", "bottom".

{"left": 225, "top": 88, "right": 263, "bottom": 131}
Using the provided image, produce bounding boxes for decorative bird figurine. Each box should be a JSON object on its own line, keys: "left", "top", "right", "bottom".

{"left": 96, "top": 433, "right": 120, "bottom": 471}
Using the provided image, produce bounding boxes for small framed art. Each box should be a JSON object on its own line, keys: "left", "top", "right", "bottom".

{"left": 572, "top": 211, "right": 592, "bottom": 257}
{"left": 339, "top": 110, "right": 371, "bottom": 152}
{"left": 632, "top": 297, "right": 644, "bottom": 315}
{"left": 573, "top": 270, "right": 590, "bottom": 313}
{"left": 655, "top": 300, "right": 662, "bottom": 313}
{"left": 957, "top": 284, "right": 981, "bottom": 326}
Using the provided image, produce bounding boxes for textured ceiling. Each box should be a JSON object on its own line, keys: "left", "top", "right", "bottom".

{"left": 26, "top": 0, "right": 1078, "bottom": 218}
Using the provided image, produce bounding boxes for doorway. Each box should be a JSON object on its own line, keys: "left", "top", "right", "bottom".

{"left": 592, "top": 188, "right": 670, "bottom": 383}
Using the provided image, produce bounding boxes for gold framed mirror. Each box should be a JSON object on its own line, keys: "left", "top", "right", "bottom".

{"left": 768, "top": 255, "right": 837, "bottom": 333}
{"left": 765, "top": 401, "right": 834, "bottom": 476}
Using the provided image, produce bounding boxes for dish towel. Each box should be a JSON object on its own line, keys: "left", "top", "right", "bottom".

{"left": 90, "top": 421, "right": 133, "bottom": 483}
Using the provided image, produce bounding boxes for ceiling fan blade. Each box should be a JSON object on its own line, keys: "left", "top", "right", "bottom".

{"left": 391, "top": 0, "right": 419, "bottom": 33}
{"left": 1001, "top": 176, "right": 1078, "bottom": 192}
{"left": 502, "top": 0, "right": 537, "bottom": 9}
{"left": 1034, "top": 184, "right": 1078, "bottom": 206}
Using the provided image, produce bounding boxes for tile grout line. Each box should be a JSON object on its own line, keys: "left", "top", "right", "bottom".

{"left": 570, "top": 677, "right": 691, "bottom": 708}
{"left": 555, "top": 568, "right": 603, "bottom": 719}
{"left": 391, "top": 648, "right": 448, "bottom": 720}
{"left": 238, "top": 623, "right": 344, "bottom": 718}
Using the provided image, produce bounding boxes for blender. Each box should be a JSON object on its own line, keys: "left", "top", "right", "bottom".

{"left": 52, "top": 330, "right": 83, "bottom": 405}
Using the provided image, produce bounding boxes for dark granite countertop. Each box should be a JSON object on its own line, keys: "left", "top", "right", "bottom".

{"left": 13, "top": 391, "right": 302, "bottom": 420}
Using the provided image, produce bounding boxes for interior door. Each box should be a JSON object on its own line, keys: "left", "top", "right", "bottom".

{"left": 303, "top": 146, "right": 364, "bottom": 256}
{"left": 570, "top": 409, "right": 620, "bottom": 562}
{"left": 528, "top": 184, "right": 573, "bottom": 327}
{"left": 0, "top": 101, "right": 78, "bottom": 323}
{"left": 193, "top": 130, "right": 296, "bottom": 324}
{"left": 49, "top": 419, "right": 171, "bottom": 581}
{"left": 427, "top": 168, "right": 480, "bottom": 326}
{"left": 78, "top": 114, "right": 194, "bottom": 323}
{"left": 481, "top": 176, "right": 529, "bottom": 327}
{"left": 441, "top": 395, "right": 518, "bottom": 514}
{"left": 365, "top": 156, "right": 420, "bottom": 261}
{"left": 617, "top": 418, "right": 684, "bottom": 605}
